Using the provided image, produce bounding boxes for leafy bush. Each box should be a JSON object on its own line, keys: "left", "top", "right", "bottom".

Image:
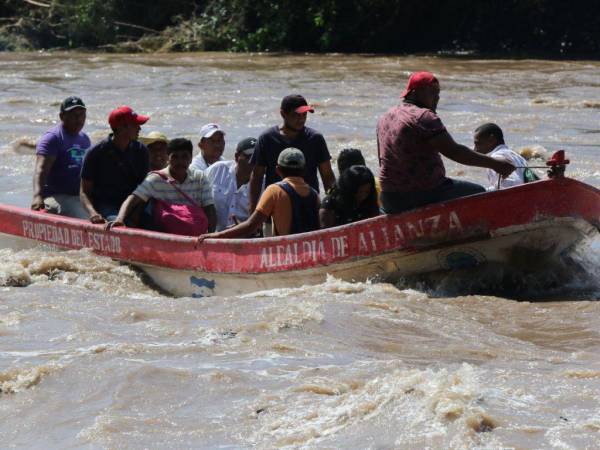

{"left": 2, "top": 0, "right": 599, "bottom": 56}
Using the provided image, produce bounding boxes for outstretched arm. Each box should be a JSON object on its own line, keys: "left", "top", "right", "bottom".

{"left": 197, "top": 210, "right": 268, "bottom": 243}
{"left": 431, "top": 131, "right": 515, "bottom": 178}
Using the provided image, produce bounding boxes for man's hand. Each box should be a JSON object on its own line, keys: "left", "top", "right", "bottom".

{"left": 31, "top": 195, "right": 45, "bottom": 211}
{"left": 492, "top": 160, "right": 515, "bottom": 179}
{"left": 105, "top": 220, "right": 124, "bottom": 231}
{"left": 89, "top": 214, "right": 106, "bottom": 224}
{"left": 195, "top": 233, "right": 216, "bottom": 248}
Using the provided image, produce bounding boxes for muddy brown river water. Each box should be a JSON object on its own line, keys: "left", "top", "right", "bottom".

{"left": 0, "top": 52, "right": 599, "bottom": 449}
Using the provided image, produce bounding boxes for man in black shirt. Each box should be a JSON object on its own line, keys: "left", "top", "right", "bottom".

{"left": 80, "top": 106, "right": 150, "bottom": 223}
{"left": 248, "top": 94, "right": 335, "bottom": 213}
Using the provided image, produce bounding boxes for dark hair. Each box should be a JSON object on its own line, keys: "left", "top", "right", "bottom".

{"left": 280, "top": 94, "right": 308, "bottom": 113}
{"left": 278, "top": 166, "right": 305, "bottom": 178}
{"left": 332, "top": 165, "right": 377, "bottom": 209}
{"left": 167, "top": 138, "right": 193, "bottom": 155}
{"left": 337, "top": 148, "right": 366, "bottom": 174}
{"left": 475, "top": 123, "right": 505, "bottom": 145}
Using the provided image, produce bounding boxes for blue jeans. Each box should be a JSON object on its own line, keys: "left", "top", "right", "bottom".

{"left": 381, "top": 178, "right": 485, "bottom": 214}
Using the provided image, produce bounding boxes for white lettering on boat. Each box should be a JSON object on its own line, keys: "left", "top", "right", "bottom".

{"left": 259, "top": 210, "right": 464, "bottom": 269}
{"left": 21, "top": 220, "right": 121, "bottom": 254}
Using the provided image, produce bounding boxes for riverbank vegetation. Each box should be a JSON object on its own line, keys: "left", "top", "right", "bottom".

{"left": 1, "top": 0, "right": 599, "bottom": 57}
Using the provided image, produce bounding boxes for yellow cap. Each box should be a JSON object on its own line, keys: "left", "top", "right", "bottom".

{"left": 139, "top": 131, "right": 168, "bottom": 146}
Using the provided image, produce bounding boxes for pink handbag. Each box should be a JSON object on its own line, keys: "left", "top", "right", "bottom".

{"left": 151, "top": 172, "right": 208, "bottom": 236}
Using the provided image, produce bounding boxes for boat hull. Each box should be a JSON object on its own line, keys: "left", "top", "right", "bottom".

{"left": 0, "top": 178, "right": 598, "bottom": 297}
{"left": 0, "top": 216, "right": 595, "bottom": 297}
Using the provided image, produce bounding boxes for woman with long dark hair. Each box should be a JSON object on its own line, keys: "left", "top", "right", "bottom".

{"left": 320, "top": 165, "right": 380, "bottom": 228}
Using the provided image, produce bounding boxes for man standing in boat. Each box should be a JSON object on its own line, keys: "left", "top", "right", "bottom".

{"left": 80, "top": 106, "right": 150, "bottom": 223}
{"left": 197, "top": 147, "right": 319, "bottom": 241}
{"left": 473, "top": 123, "right": 537, "bottom": 190}
{"left": 377, "top": 72, "right": 515, "bottom": 214}
{"left": 31, "top": 96, "right": 91, "bottom": 219}
{"left": 248, "top": 95, "right": 335, "bottom": 227}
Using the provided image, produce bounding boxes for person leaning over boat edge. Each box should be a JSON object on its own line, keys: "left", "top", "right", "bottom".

{"left": 248, "top": 95, "right": 335, "bottom": 216}
{"left": 197, "top": 147, "right": 319, "bottom": 243}
{"left": 31, "top": 96, "right": 91, "bottom": 219}
{"left": 189, "top": 123, "right": 226, "bottom": 172}
{"left": 80, "top": 106, "right": 150, "bottom": 224}
{"left": 105, "top": 138, "right": 216, "bottom": 233}
{"left": 473, "top": 123, "right": 538, "bottom": 190}
{"left": 205, "top": 137, "right": 256, "bottom": 231}
{"left": 377, "top": 71, "right": 515, "bottom": 214}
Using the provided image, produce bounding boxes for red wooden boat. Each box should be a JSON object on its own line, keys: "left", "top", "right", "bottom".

{"left": 0, "top": 155, "right": 598, "bottom": 297}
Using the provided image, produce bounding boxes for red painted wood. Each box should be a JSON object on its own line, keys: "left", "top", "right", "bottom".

{"left": 1, "top": 178, "right": 598, "bottom": 274}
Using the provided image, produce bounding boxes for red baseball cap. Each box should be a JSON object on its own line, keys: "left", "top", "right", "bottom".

{"left": 400, "top": 71, "right": 438, "bottom": 98}
{"left": 281, "top": 95, "right": 315, "bottom": 114}
{"left": 108, "top": 106, "right": 149, "bottom": 129}
{"left": 295, "top": 105, "right": 315, "bottom": 114}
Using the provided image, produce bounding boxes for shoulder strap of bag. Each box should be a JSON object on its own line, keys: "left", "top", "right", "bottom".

{"left": 152, "top": 171, "right": 202, "bottom": 207}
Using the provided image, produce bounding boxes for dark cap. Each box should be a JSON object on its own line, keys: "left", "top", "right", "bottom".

{"left": 280, "top": 94, "right": 315, "bottom": 114}
{"left": 277, "top": 147, "right": 305, "bottom": 169}
{"left": 235, "top": 137, "right": 257, "bottom": 156}
{"left": 60, "top": 96, "right": 86, "bottom": 113}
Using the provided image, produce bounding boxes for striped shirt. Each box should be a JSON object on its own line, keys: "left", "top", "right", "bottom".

{"left": 133, "top": 168, "right": 214, "bottom": 207}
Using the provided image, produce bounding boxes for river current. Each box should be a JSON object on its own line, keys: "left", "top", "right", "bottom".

{"left": 0, "top": 52, "right": 599, "bottom": 449}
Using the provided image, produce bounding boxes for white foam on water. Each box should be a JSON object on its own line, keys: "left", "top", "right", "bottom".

{"left": 250, "top": 362, "right": 501, "bottom": 449}
{"left": 245, "top": 275, "right": 418, "bottom": 302}
{"left": 0, "top": 363, "right": 61, "bottom": 394}
{"left": 562, "top": 235, "right": 600, "bottom": 296}
{"left": 0, "top": 310, "right": 23, "bottom": 327}
{"left": 0, "top": 247, "right": 155, "bottom": 296}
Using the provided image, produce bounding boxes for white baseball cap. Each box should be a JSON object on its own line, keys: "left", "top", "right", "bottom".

{"left": 199, "top": 123, "right": 225, "bottom": 139}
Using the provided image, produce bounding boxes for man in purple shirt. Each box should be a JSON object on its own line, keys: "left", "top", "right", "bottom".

{"left": 377, "top": 72, "right": 515, "bottom": 214}
{"left": 31, "top": 96, "right": 91, "bottom": 219}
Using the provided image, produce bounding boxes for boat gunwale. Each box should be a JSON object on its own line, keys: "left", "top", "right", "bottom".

{"left": 0, "top": 177, "right": 597, "bottom": 274}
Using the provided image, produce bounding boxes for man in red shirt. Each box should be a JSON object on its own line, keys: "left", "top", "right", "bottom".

{"left": 377, "top": 71, "right": 514, "bottom": 214}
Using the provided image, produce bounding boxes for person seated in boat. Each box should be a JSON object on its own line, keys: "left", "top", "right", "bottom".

{"left": 197, "top": 147, "right": 319, "bottom": 242}
{"left": 320, "top": 165, "right": 380, "bottom": 228}
{"left": 377, "top": 71, "right": 515, "bottom": 214}
{"left": 205, "top": 137, "right": 256, "bottom": 231}
{"left": 31, "top": 96, "right": 91, "bottom": 219}
{"left": 248, "top": 95, "right": 336, "bottom": 218}
{"left": 106, "top": 138, "right": 217, "bottom": 234}
{"left": 336, "top": 148, "right": 382, "bottom": 202}
{"left": 139, "top": 131, "right": 169, "bottom": 171}
{"left": 189, "top": 123, "right": 226, "bottom": 171}
{"left": 80, "top": 106, "right": 150, "bottom": 224}
{"left": 474, "top": 123, "right": 538, "bottom": 190}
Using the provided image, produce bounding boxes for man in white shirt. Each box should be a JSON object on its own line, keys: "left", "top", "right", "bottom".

{"left": 205, "top": 137, "right": 256, "bottom": 231}
{"left": 474, "top": 123, "right": 534, "bottom": 190}
{"left": 190, "top": 123, "right": 226, "bottom": 171}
